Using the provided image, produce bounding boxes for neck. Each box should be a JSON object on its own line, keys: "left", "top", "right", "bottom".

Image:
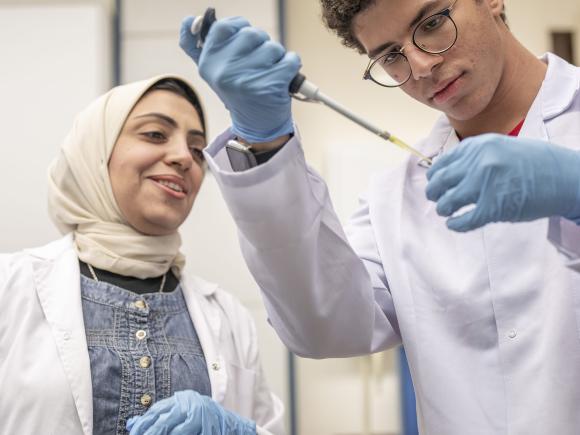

{"left": 451, "top": 35, "right": 548, "bottom": 139}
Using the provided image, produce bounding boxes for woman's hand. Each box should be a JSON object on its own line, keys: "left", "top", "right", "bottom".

{"left": 126, "top": 390, "right": 256, "bottom": 435}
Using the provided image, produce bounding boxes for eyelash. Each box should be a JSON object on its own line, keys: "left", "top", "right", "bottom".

{"left": 142, "top": 131, "right": 167, "bottom": 142}
{"left": 190, "top": 147, "right": 205, "bottom": 162}
{"left": 141, "top": 131, "right": 205, "bottom": 162}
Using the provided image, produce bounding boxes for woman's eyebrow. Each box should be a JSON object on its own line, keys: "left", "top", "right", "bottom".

{"left": 134, "top": 112, "right": 177, "bottom": 128}
{"left": 188, "top": 130, "right": 205, "bottom": 139}
{"left": 134, "top": 112, "right": 205, "bottom": 138}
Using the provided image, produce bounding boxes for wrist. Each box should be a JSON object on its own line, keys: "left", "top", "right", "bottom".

{"left": 235, "top": 134, "right": 291, "bottom": 153}
{"left": 232, "top": 118, "right": 294, "bottom": 145}
{"left": 559, "top": 149, "right": 580, "bottom": 223}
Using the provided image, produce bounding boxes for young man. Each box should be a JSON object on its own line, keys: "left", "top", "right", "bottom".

{"left": 179, "top": 0, "right": 580, "bottom": 433}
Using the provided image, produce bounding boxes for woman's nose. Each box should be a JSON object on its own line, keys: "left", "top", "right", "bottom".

{"left": 166, "top": 139, "right": 193, "bottom": 171}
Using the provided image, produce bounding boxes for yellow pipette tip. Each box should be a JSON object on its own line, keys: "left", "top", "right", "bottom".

{"left": 388, "top": 135, "right": 433, "bottom": 166}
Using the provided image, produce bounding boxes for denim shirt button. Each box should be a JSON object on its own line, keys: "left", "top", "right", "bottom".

{"left": 140, "top": 393, "right": 152, "bottom": 407}
{"left": 136, "top": 330, "right": 147, "bottom": 340}
{"left": 134, "top": 300, "right": 147, "bottom": 310}
{"left": 139, "top": 356, "right": 151, "bottom": 368}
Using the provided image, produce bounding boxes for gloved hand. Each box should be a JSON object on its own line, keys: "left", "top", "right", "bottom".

{"left": 126, "top": 390, "right": 256, "bottom": 435}
{"left": 425, "top": 133, "right": 580, "bottom": 232}
{"left": 179, "top": 15, "right": 301, "bottom": 143}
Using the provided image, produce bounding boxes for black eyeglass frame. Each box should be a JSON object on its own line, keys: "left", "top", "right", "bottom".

{"left": 363, "top": 0, "right": 460, "bottom": 88}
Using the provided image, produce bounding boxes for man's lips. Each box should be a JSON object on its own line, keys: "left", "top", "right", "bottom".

{"left": 430, "top": 73, "right": 464, "bottom": 100}
{"left": 429, "top": 73, "right": 463, "bottom": 105}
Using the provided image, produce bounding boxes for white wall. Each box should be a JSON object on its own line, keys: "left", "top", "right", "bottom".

{"left": 0, "top": 2, "right": 111, "bottom": 251}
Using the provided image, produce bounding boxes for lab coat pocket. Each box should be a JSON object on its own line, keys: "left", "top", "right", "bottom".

{"left": 221, "top": 361, "right": 257, "bottom": 418}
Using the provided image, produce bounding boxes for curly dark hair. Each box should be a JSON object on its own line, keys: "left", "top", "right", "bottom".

{"left": 320, "top": 0, "right": 507, "bottom": 55}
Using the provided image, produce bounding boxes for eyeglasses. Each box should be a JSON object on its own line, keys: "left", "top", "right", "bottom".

{"left": 363, "top": 0, "right": 459, "bottom": 88}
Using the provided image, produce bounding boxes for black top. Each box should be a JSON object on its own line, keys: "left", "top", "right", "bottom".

{"left": 79, "top": 260, "right": 179, "bottom": 295}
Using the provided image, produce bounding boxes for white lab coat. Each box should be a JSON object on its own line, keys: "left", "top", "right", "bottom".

{"left": 0, "top": 234, "right": 284, "bottom": 435}
{"left": 204, "top": 53, "right": 580, "bottom": 434}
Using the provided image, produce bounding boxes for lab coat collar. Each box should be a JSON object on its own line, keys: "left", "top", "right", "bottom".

{"left": 27, "top": 234, "right": 219, "bottom": 297}
{"left": 539, "top": 53, "right": 580, "bottom": 121}
{"left": 28, "top": 235, "right": 93, "bottom": 435}
{"left": 181, "top": 266, "right": 219, "bottom": 296}
{"left": 420, "top": 53, "right": 578, "bottom": 157}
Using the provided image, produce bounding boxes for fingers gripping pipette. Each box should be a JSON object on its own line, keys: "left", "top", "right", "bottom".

{"left": 191, "top": 8, "right": 432, "bottom": 167}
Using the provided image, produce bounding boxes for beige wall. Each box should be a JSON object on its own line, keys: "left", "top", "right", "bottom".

{"left": 1, "top": 1, "right": 579, "bottom": 434}
{"left": 285, "top": 1, "right": 580, "bottom": 434}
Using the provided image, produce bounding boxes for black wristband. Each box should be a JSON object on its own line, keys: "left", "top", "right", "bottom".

{"left": 251, "top": 143, "right": 286, "bottom": 164}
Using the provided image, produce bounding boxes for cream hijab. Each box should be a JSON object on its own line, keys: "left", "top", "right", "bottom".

{"left": 48, "top": 75, "right": 203, "bottom": 279}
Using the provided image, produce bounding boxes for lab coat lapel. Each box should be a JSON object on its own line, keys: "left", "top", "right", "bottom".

{"left": 180, "top": 273, "right": 227, "bottom": 403}
{"left": 31, "top": 245, "right": 93, "bottom": 435}
{"left": 371, "top": 162, "right": 412, "bottom": 310}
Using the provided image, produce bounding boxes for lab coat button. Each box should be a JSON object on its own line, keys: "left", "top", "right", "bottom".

{"left": 140, "top": 393, "right": 152, "bottom": 407}
{"left": 211, "top": 362, "right": 220, "bottom": 371}
{"left": 508, "top": 329, "right": 517, "bottom": 339}
{"left": 139, "top": 356, "right": 151, "bottom": 368}
{"left": 136, "top": 330, "right": 147, "bottom": 340}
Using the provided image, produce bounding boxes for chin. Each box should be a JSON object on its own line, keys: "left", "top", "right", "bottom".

{"left": 444, "top": 97, "right": 486, "bottom": 121}
{"left": 132, "top": 213, "right": 185, "bottom": 236}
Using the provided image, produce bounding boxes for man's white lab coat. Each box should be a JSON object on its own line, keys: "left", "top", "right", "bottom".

{"left": 205, "top": 54, "right": 580, "bottom": 434}
{"left": 0, "top": 234, "right": 284, "bottom": 435}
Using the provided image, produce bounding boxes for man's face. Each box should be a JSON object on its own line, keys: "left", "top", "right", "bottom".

{"left": 353, "top": 0, "right": 506, "bottom": 122}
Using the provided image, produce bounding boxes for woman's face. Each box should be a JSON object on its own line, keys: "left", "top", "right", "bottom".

{"left": 108, "top": 89, "right": 206, "bottom": 236}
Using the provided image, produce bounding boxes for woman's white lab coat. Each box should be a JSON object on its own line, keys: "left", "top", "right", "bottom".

{"left": 0, "top": 234, "right": 284, "bottom": 435}
{"left": 204, "top": 53, "right": 580, "bottom": 434}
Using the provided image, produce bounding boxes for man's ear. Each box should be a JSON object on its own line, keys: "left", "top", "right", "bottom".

{"left": 486, "top": 0, "right": 505, "bottom": 19}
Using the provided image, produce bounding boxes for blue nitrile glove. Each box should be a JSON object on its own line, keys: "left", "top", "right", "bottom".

{"left": 179, "top": 15, "right": 301, "bottom": 143}
{"left": 425, "top": 133, "right": 580, "bottom": 232}
{"left": 126, "top": 390, "right": 256, "bottom": 435}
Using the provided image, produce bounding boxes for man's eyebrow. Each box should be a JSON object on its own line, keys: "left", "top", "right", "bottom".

{"left": 367, "top": 0, "right": 443, "bottom": 59}
{"left": 410, "top": 0, "right": 442, "bottom": 29}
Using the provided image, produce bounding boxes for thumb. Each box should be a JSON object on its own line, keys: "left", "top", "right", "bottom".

{"left": 179, "top": 16, "right": 203, "bottom": 64}
{"left": 126, "top": 416, "right": 138, "bottom": 432}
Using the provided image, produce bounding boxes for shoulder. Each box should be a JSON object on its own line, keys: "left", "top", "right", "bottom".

{"left": 180, "top": 271, "right": 255, "bottom": 327}
{"left": 0, "top": 235, "right": 74, "bottom": 281}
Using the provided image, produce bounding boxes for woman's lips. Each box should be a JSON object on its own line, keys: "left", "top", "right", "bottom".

{"left": 150, "top": 178, "right": 187, "bottom": 199}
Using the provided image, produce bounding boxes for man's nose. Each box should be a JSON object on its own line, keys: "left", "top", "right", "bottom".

{"left": 405, "top": 46, "right": 443, "bottom": 80}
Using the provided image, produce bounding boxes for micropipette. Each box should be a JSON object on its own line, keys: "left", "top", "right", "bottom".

{"left": 191, "top": 8, "right": 432, "bottom": 167}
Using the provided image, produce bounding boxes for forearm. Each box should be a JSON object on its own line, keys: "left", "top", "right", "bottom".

{"left": 205, "top": 131, "right": 399, "bottom": 357}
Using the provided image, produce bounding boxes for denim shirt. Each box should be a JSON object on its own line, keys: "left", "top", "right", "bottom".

{"left": 80, "top": 275, "right": 211, "bottom": 435}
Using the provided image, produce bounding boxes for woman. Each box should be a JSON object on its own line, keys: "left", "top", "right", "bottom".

{"left": 0, "top": 75, "right": 284, "bottom": 435}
